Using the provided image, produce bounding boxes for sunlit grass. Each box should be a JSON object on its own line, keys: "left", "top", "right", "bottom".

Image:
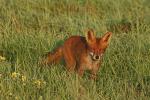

{"left": 0, "top": 0, "right": 150, "bottom": 99}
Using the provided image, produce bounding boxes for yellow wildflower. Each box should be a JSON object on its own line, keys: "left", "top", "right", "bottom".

{"left": 34, "top": 80, "right": 41, "bottom": 88}
{"left": 8, "top": 92, "right": 13, "bottom": 96}
{"left": 34, "top": 79, "right": 46, "bottom": 88}
{"left": 15, "top": 96, "right": 19, "bottom": 100}
{"left": 0, "top": 56, "right": 6, "bottom": 61}
{"left": 21, "top": 75, "right": 27, "bottom": 82}
{"left": 11, "top": 72, "right": 20, "bottom": 79}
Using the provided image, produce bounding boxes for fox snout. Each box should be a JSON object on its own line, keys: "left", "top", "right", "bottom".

{"left": 89, "top": 52, "right": 103, "bottom": 61}
{"left": 94, "top": 55, "right": 100, "bottom": 60}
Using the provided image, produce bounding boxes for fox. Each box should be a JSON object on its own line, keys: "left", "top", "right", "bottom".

{"left": 41, "top": 29, "right": 112, "bottom": 80}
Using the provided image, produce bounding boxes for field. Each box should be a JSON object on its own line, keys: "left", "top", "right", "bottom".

{"left": 0, "top": 0, "right": 150, "bottom": 99}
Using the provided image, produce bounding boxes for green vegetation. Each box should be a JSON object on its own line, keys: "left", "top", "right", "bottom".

{"left": 0, "top": 0, "right": 150, "bottom": 99}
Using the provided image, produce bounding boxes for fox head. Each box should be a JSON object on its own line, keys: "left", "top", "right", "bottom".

{"left": 86, "top": 29, "right": 112, "bottom": 61}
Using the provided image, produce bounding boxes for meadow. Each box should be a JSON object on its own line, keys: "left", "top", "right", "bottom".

{"left": 0, "top": 0, "right": 150, "bottom": 99}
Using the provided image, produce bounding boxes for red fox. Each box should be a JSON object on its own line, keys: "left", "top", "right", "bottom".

{"left": 42, "top": 29, "right": 112, "bottom": 79}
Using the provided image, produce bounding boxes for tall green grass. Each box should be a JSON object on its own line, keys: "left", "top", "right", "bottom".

{"left": 0, "top": 0, "right": 150, "bottom": 99}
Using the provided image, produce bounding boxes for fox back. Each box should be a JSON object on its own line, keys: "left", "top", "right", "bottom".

{"left": 42, "top": 29, "right": 112, "bottom": 80}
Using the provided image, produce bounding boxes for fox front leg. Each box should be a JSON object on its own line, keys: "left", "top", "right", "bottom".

{"left": 77, "top": 66, "right": 85, "bottom": 77}
{"left": 90, "top": 71, "right": 97, "bottom": 80}
{"left": 76, "top": 62, "right": 86, "bottom": 77}
{"left": 90, "top": 64, "right": 100, "bottom": 80}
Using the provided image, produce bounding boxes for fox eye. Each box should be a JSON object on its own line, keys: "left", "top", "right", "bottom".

{"left": 90, "top": 52, "right": 94, "bottom": 56}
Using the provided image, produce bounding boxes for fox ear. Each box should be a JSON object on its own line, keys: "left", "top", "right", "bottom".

{"left": 101, "top": 32, "right": 112, "bottom": 43}
{"left": 86, "top": 29, "right": 96, "bottom": 44}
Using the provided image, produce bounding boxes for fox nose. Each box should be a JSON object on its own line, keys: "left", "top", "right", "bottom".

{"left": 95, "top": 55, "right": 100, "bottom": 60}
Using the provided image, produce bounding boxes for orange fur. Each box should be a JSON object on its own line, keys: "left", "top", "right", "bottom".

{"left": 42, "top": 29, "right": 112, "bottom": 80}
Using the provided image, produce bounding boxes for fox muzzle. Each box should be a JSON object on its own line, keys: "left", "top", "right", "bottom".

{"left": 89, "top": 52, "right": 103, "bottom": 61}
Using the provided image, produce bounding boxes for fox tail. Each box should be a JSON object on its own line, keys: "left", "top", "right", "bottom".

{"left": 40, "top": 46, "right": 63, "bottom": 65}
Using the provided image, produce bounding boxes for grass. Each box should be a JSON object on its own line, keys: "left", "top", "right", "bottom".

{"left": 0, "top": 0, "right": 150, "bottom": 99}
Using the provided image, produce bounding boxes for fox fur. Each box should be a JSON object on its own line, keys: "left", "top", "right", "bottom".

{"left": 41, "top": 29, "right": 112, "bottom": 79}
